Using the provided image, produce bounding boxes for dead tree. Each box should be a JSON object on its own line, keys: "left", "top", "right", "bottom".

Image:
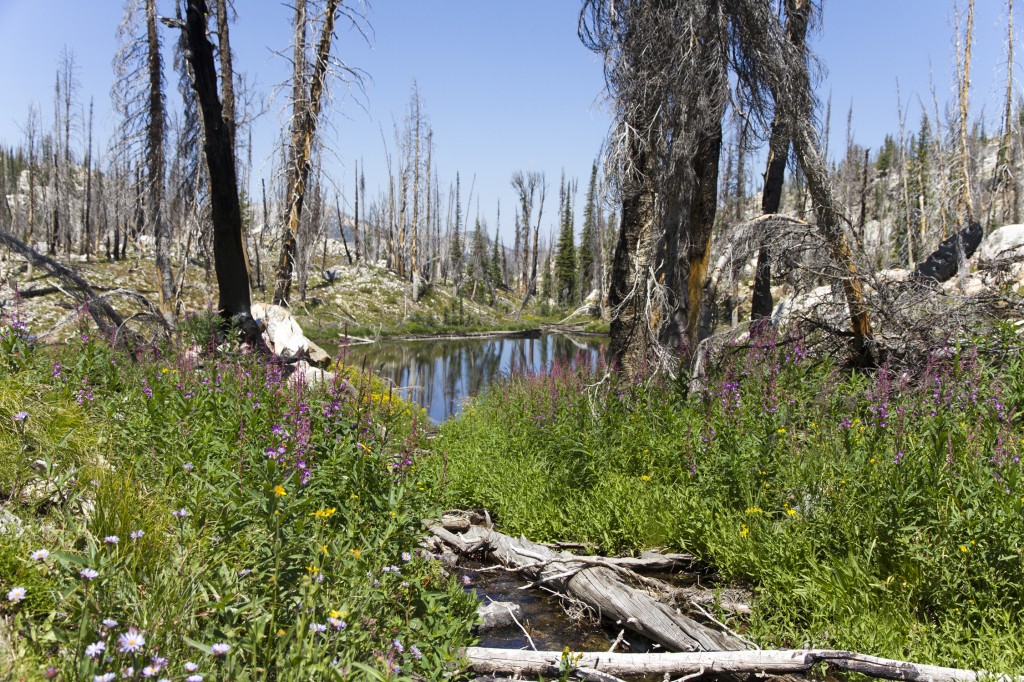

{"left": 273, "top": 0, "right": 347, "bottom": 306}
{"left": 168, "top": 0, "right": 255, "bottom": 333}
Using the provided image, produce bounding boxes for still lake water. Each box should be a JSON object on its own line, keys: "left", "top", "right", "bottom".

{"left": 331, "top": 333, "right": 608, "bottom": 422}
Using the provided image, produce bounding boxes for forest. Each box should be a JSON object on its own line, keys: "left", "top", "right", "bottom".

{"left": 2, "top": 0, "right": 1024, "bottom": 680}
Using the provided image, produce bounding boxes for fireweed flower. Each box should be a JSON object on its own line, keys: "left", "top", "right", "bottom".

{"left": 7, "top": 587, "right": 26, "bottom": 602}
{"left": 80, "top": 568, "right": 99, "bottom": 580}
{"left": 118, "top": 628, "right": 146, "bottom": 653}
{"left": 210, "top": 642, "right": 230, "bottom": 656}
{"left": 85, "top": 641, "right": 106, "bottom": 658}
{"left": 30, "top": 549, "right": 49, "bottom": 561}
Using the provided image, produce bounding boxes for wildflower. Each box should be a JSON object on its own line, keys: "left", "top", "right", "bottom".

{"left": 350, "top": 548, "right": 361, "bottom": 558}
{"left": 640, "top": 475, "right": 651, "bottom": 481}
{"left": 13, "top": 411, "right": 28, "bottom": 421}
{"left": 327, "top": 617, "right": 346, "bottom": 630}
{"left": 776, "top": 427, "right": 786, "bottom": 434}
{"left": 184, "top": 662, "right": 198, "bottom": 672}
{"left": 740, "top": 524, "right": 749, "bottom": 538}
{"left": 462, "top": 575, "right": 472, "bottom": 586}
{"left": 102, "top": 619, "right": 118, "bottom": 628}
{"left": 187, "top": 676, "right": 203, "bottom": 682}
{"left": 104, "top": 536, "right": 119, "bottom": 545}
{"left": 150, "top": 656, "right": 167, "bottom": 669}
{"left": 309, "top": 623, "right": 327, "bottom": 633}
{"left": 85, "top": 641, "right": 106, "bottom": 658}
{"left": 744, "top": 507, "right": 763, "bottom": 515}
{"left": 44, "top": 667, "right": 59, "bottom": 679}
{"left": 183, "top": 462, "right": 194, "bottom": 471}
{"left": 210, "top": 642, "right": 230, "bottom": 656}
{"left": 960, "top": 545, "right": 969, "bottom": 553}
{"left": 94, "top": 674, "right": 116, "bottom": 682}
{"left": 118, "top": 628, "right": 145, "bottom": 653}
{"left": 410, "top": 645, "right": 423, "bottom": 660}
{"left": 80, "top": 568, "right": 99, "bottom": 580}
{"left": 7, "top": 587, "right": 26, "bottom": 602}
{"left": 172, "top": 509, "right": 189, "bottom": 518}
{"left": 142, "top": 666, "right": 159, "bottom": 678}
{"left": 401, "top": 552, "right": 412, "bottom": 562}
{"left": 273, "top": 485, "right": 286, "bottom": 497}
{"left": 312, "top": 507, "right": 336, "bottom": 518}
{"left": 130, "top": 530, "right": 144, "bottom": 540}
{"left": 30, "top": 549, "right": 49, "bottom": 561}
{"left": 786, "top": 508, "right": 798, "bottom": 517}
{"left": 393, "top": 639, "right": 404, "bottom": 653}
{"left": 306, "top": 565, "right": 319, "bottom": 574}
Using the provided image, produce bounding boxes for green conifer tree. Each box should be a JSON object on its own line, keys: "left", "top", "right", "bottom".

{"left": 577, "top": 162, "right": 598, "bottom": 300}
{"left": 554, "top": 177, "right": 577, "bottom": 304}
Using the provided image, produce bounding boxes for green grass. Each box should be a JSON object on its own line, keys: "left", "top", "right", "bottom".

{"left": 428, "top": 327, "right": 1024, "bottom": 672}
{"left": 0, "top": 312, "right": 476, "bottom": 681}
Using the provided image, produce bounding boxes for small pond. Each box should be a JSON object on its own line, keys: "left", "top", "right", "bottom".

{"left": 329, "top": 332, "right": 608, "bottom": 422}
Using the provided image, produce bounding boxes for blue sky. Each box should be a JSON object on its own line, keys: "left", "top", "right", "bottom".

{"left": 0, "top": 1, "right": 1015, "bottom": 242}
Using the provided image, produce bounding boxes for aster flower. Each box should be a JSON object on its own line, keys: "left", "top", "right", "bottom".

{"left": 94, "top": 674, "right": 116, "bottom": 682}
{"left": 183, "top": 662, "right": 198, "bottom": 672}
{"left": 80, "top": 568, "right": 99, "bottom": 580}
{"left": 183, "top": 462, "right": 194, "bottom": 471}
{"left": 30, "top": 549, "right": 50, "bottom": 561}
{"left": 210, "top": 642, "right": 230, "bottom": 656}
{"left": 172, "top": 509, "right": 189, "bottom": 518}
{"left": 104, "top": 536, "right": 119, "bottom": 545}
{"left": 12, "top": 411, "right": 28, "bottom": 421}
{"left": 327, "top": 617, "right": 346, "bottom": 630}
{"left": 309, "top": 623, "right": 327, "bottom": 633}
{"left": 401, "top": 552, "right": 412, "bottom": 562}
{"left": 187, "top": 675, "right": 203, "bottom": 682}
{"left": 85, "top": 641, "right": 106, "bottom": 658}
{"left": 393, "top": 638, "right": 404, "bottom": 653}
{"left": 130, "top": 530, "right": 144, "bottom": 540}
{"left": 410, "top": 645, "right": 423, "bottom": 660}
{"left": 118, "top": 627, "right": 146, "bottom": 653}
{"left": 142, "top": 666, "right": 159, "bottom": 677}
{"left": 102, "top": 619, "right": 118, "bottom": 628}
{"left": 7, "top": 587, "right": 26, "bottom": 602}
{"left": 462, "top": 575, "right": 472, "bottom": 586}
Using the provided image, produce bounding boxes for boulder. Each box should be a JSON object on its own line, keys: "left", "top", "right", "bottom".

{"left": 476, "top": 601, "right": 523, "bottom": 632}
{"left": 979, "top": 224, "right": 1024, "bottom": 263}
{"left": 251, "top": 302, "right": 332, "bottom": 365}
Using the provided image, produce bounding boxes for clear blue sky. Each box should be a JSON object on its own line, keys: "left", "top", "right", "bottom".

{"left": 0, "top": 1, "right": 1015, "bottom": 242}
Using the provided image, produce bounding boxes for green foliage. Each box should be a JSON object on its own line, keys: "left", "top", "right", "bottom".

{"left": 429, "top": 330, "right": 1024, "bottom": 672}
{"left": 0, "top": 314, "right": 476, "bottom": 680}
{"left": 576, "top": 163, "right": 598, "bottom": 301}
{"left": 554, "top": 178, "right": 577, "bottom": 306}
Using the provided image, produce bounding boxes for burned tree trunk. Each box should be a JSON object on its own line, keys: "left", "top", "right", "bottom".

{"left": 176, "top": 0, "right": 254, "bottom": 330}
{"left": 146, "top": 0, "right": 175, "bottom": 323}
{"left": 273, "top": 0, "right": 341, "bottom": 306}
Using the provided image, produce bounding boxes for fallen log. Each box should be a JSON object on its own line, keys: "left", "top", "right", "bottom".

{"left": 464, "top": 647, "right": 1012, "bottom": 682}
{"left": 427, "top": 521, "right": 743, "bottom": 653}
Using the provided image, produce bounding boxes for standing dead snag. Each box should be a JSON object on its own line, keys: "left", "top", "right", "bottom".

{"left": 273, "top": 0, "right": 341, "bottom": 306}
{"left": 171, "top": 0, "right": 255, "bottom": 333}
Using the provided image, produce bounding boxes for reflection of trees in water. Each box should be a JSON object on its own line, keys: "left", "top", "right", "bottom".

{"left": 337, "top": 335, "right": 606, "bottom": 421}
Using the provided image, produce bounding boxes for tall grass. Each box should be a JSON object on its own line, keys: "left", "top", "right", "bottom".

{"left": 0, "top": 311, "right": 476, "bottom": 681}
{"left": 431, "top": 328, "right": 1024, "bottom": 671}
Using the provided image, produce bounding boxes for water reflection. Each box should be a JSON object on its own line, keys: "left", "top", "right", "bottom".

{"left": 333, "top": 333, "right": 607, "bottom": 422}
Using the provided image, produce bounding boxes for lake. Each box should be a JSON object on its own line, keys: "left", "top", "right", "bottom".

{"left": 331, "top": 332, "right": 608, "bottom": 422}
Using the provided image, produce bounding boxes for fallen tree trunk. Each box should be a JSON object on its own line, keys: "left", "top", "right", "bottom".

{"left": 0, "top": 229, "right": 125, "bottom": 336}
{"left": 427, "top": 519, "right": 742, "bottom": 653}
{"left": 464, "top": 646, "right": 1011, "bottom": 682}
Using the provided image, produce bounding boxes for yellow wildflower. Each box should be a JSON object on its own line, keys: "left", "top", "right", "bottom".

{"left": 777, "top": 427, "right": 786, "bottom": 434}
{"left": 745, "top": 507, "right": 763, "bottom": 515}
{"left": 740, "top": 524, "right": 749, "bottom": 538}
{"left": 273, "top": 485, "right": 286, "bottom": 497}
{"left": 960, "top": 545, "right": 968, "bottom": 553}
{"left": 786, "top": 508, "right": 798, "bottom": 517}
{"left": 322, "top": 545, "right": 329, "bottom": 555}
{"left": 161, "top": 368, "right": 170, "bottom": 374}
{"left": 307, "top": 565, "right": 320, "bottom": 574}
{"left": 641, "top": 475, "right": 651, "bottom": 481}
{"left": 350, "top": 548, "right": 361, "bottom": 558}
{"left": 313, "top": 508, "right": 336, "bottom": 518}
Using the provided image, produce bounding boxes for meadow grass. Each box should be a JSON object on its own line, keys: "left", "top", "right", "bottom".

{"left": 0, "top": 310, "right": 476, "bottom": 681}
{"left": 430, "top": 327, "right": 1024, "bottom": 672}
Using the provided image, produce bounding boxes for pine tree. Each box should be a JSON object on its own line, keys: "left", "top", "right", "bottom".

{"left": 577, "top": 162, "right": 598, "bottom": 300}
{"left": 554, "top": 177, "right": 577, "bottom": 304}
{"left": 449, "top": 172, "right": 463, "bottom": 289}
{"left": 489, "top": 226, "right": 504, "bottom": 289}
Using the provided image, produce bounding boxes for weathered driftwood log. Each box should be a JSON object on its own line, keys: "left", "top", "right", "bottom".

{"left": 427, "top": 521, "right": 742, "bottom": 653}
{"left": 464, "top": 647, "right": 1012, "bottom": 682}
